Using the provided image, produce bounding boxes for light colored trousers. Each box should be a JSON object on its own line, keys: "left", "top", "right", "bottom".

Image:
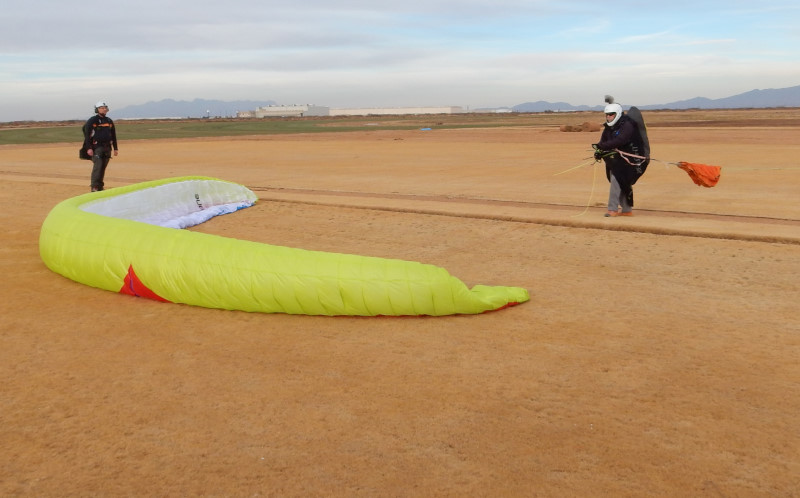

{"left": 608, "top": 173, "right": 632, "bottom": 213}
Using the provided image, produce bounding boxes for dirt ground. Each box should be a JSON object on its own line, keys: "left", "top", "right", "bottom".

{"left": 2, "top": 114, "right": 799, "bottom": 496}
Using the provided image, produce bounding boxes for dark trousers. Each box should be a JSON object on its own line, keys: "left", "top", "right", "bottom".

{"left": 91, "top": 144, "right": 112, "bottom": 190}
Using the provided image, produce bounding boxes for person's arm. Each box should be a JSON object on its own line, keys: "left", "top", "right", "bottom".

{"left": 110, "top": 121, "right": 119, "bottom": 155}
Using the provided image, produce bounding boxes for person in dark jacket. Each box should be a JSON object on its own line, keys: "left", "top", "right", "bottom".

{"left": 593, "top": 99, "right": 647, "bottom": 217}
{"left": 82, "top": 101, "right": 119, "bottom": 192}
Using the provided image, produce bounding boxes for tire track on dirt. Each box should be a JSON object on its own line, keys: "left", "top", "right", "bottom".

{"left": 249, "top": 186, "right": 800, "bottom": 245}
{"left": 6, "top": 170, "right": 798, "bottom": 244}
{"left": 250, "top": 185, "right": 800, "bottom": 225}
{"left": 3, "top": 167, "right": 797, "bottom": 226}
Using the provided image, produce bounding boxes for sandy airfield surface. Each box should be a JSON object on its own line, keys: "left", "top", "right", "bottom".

{"left": 1, "top": 116, "right": 800, "bottom": 496}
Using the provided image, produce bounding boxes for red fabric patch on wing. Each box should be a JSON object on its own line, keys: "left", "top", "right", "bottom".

{"left": 119, "top": 265, "right": 171, "bottom": 302}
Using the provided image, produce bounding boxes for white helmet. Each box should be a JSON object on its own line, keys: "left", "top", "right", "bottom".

{"left": 604, "top": 103, "right": 622, "bottom": 127}
{"left": 95, "top": 101, "right": 109, "bottom": 112}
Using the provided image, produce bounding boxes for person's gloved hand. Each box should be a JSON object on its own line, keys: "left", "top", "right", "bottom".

{"left": 592, "top": 144, "right": 603, "bottom": 160}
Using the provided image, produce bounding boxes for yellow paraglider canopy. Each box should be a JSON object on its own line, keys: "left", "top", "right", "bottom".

{"left": 39, "top": 177, "right": 529, "bottom": 316}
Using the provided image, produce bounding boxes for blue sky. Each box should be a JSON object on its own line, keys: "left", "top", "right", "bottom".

{"left": 2, "top": 0, "right": 799, "bottom": 121}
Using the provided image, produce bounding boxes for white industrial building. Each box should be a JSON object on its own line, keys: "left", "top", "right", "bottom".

{"left": 250, "top": 104, "right": 330, "bottom": 118}
{"left": 238, "top": 105, "right": 464, "bottom": 118}
{"left": 329, "top": 106, "right": 464, "bottom": 116}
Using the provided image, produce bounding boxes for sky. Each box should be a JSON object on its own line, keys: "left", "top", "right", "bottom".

{"left": 2, "top": 0, "right": 799, "bottom": 121}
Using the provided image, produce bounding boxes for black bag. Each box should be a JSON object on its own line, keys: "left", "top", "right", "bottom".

{"left": 79, "top": 120, "right": 93, "bottom": 160}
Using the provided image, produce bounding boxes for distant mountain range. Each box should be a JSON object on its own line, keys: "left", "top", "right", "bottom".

{"left": 114, "top": 98, "right": 277, "bottom": 119}
{"left": 512, "top": 85, "right": 800, "bottom": 112}
{"left": 114, "top": 85, "right": 800, "bottom": 119}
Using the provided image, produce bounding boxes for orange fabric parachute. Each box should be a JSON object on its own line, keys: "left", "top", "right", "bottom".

{"left": 677, "top": 162, "right": 722, "bottom": 188}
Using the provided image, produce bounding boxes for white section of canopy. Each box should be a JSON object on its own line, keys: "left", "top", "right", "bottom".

{"left": 79, "top": 179, "right": 257, "bottom": 229}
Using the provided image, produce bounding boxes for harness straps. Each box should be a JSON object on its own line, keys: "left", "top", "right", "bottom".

{"left": 614, "top": 149, "right": 648, "bottom": 166}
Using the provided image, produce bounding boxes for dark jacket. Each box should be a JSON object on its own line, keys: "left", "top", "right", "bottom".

{"left": 83, "top": 115, "right": 118, "bottom": 151}
{"left": 596, "top": 114, "right": 647, "bottom": 194}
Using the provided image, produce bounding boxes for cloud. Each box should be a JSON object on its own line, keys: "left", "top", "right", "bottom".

{"left": 1, "top": 0, "right": 799, "bottom": 120}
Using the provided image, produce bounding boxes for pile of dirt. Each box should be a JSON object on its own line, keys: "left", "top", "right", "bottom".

{"left": 559, "top": 121, "right": 602, "bottom": 132}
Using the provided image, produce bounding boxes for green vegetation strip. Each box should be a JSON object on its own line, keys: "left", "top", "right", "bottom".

{"left": 0, "top": 114, "right": 561, "bottom": 145}
{"left": 3, "top": 109, "right": 797, "bottom": 145}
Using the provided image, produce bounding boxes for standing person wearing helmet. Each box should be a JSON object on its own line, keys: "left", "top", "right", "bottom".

{"left": 592, "top": 96, "right": 647, "bottom": 217}
{"left": 82, "top": 101, "right": 119, "bottom": 192}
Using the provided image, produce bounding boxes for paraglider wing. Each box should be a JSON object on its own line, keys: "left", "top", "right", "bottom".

{"left": 39, "top": 177, "right": 529, "bottom": 316}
